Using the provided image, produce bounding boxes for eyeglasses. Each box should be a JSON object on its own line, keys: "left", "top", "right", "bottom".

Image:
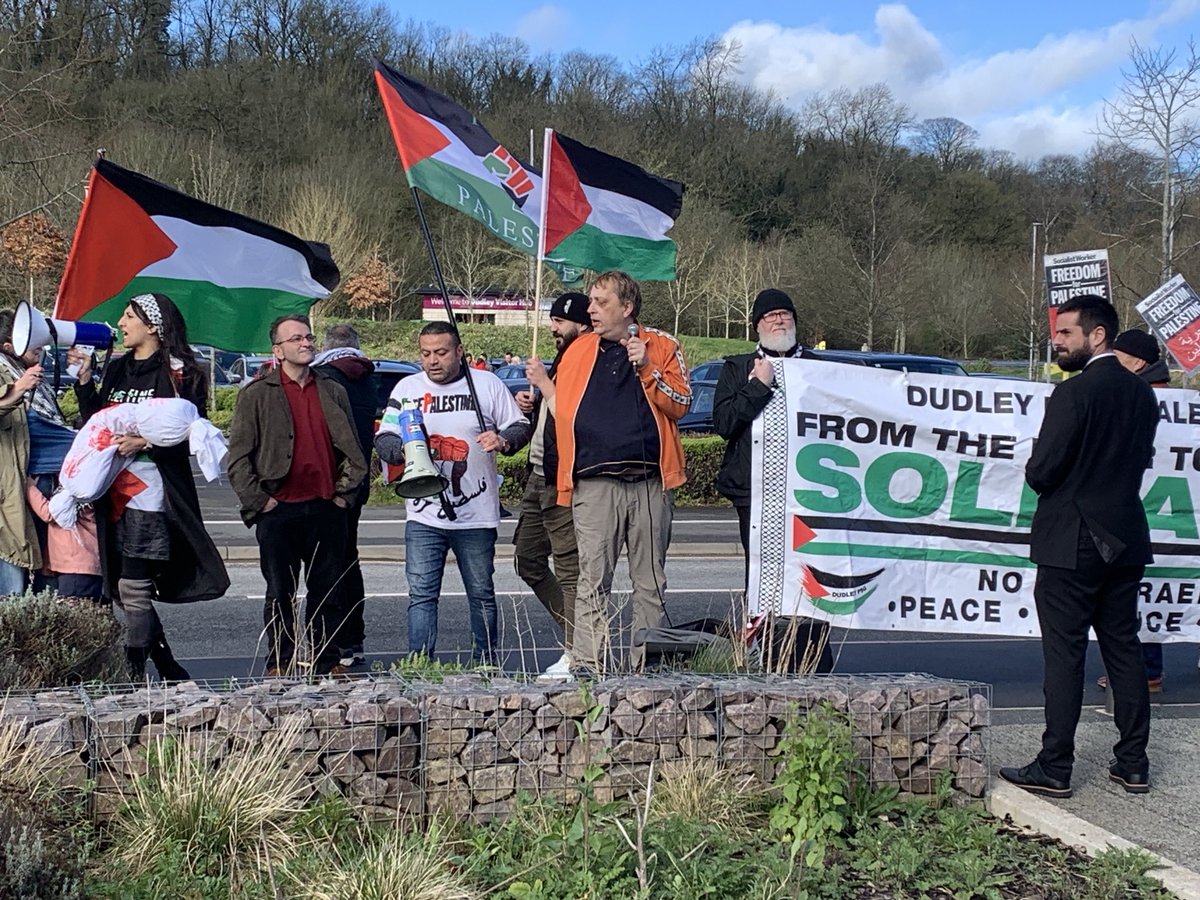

{"left": 274, "top": 334, "right": 315, "bottom": 345}
{"left": 760, "top": 311, "right": 793, "bottom": 324}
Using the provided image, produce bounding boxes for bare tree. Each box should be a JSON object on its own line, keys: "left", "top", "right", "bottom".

{"left": 802, "top": 83, "right": 912, "bottom": 160}
{"left": 663, "top": 198, "right": 726, "bottom": 334}
{"left": 708, "top": 238, "right": 763, "bottom": 340}
{"left": 912, "top": 117, "right": 980, "bottom": 172}
{"left": 438, "top": 217, "right": 500, "bottom": 319}
{"left": 1098, "top": 40, "right": 1200, "bottom": 284}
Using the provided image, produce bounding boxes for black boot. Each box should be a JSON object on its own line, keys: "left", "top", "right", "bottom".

{"left": 149, "top": 635, "right": 191, "bottom": 682}
{"left": 125, "top": 645, "right": 149, "bottom": 681}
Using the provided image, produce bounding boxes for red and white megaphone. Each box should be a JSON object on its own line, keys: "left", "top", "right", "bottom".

{"left": 12, "top": 301, "right": 115, "bottom": 356}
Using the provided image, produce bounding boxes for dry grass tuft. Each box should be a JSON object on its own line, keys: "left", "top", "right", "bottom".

{"left": 107, "top": 717, "right": 315, "bottom": 888}
{"left": 649, "top": 756, "right": 763, "bottom": 829}
{"left": 305, "top": 823, "right": 479, "bottom": 900}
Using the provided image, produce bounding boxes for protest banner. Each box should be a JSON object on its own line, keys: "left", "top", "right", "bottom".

{"left": 749, "top": 359, "right": 1200, "bottom": 642}
{"left": 1043, "top": 249, "right": 1110, "bottom": 331}
{"left": 1136, "top": 274, "right": 1200, "bottom": 374}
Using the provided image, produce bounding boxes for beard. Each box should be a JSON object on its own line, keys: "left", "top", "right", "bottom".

{"left": 1056, "top": 345, "right": 1093, "bottom": 372}
{"left": 759, "top": 325, "right": 797, "bottom": 354}
{"left": 553, "top": 325, "right": 584, "bottom": 350}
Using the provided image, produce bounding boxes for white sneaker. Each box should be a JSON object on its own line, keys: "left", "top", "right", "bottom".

{"left": 538, "top": 652, "right": 573, "bottom": 680}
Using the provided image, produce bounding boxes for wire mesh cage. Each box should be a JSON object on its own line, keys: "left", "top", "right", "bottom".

{"left": 0, "top": 672, "right": 990, "bottom": 824}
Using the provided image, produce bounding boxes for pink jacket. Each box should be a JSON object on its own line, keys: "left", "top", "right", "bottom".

{"left": 26, "top": 484, "right": 101, "bottom": 576}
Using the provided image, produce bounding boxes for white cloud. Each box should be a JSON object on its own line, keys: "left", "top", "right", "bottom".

{"left": 722, "top": 0, "right": 1200, "bottom": 158}
{"left": 975, "top": 103, "right": 1107, "bottom": 159}
{"left": 513, "top": 5, "right": 573, "bottom": 53}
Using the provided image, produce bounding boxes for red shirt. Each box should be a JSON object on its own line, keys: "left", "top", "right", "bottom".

{"left": 274, "top": 369, "right": 336, "bottom": 503}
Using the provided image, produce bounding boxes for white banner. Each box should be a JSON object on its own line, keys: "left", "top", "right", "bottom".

{"left": 749, "top": 360, "right": 1200, "bottom": 642}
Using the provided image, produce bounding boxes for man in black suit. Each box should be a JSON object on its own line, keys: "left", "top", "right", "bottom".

{"left": 1000, "top": 294, "right": 1158, "bottom": 798}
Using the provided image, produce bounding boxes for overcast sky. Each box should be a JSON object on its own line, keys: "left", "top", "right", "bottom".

{"left": 406, "top": 0, "right": 1200, "bottom": 160}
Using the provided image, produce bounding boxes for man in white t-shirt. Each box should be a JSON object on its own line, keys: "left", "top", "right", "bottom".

{"left": 375, "top": 321, "right": 530, "bottom": 663}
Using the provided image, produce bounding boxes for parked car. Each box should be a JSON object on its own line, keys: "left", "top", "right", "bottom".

{"left": 192, "top": 345, "right": 245, "bottom": 373}
{"left": 678, "top": 379, "right": 717, "bottom": 434}
{"left": 807, "top": 349, "right": 969, "bottom": 377}
{"left": 689, "top": 359, "right": 726, "bottom": 383}
{"left": 370, "top": 360, "right": 421, "bottom": 418}
{"left": 492, "top": 362, "right": 551, "bottom": 397}
{"left": 228, "top": 355, "right": 274, "bottom": 386}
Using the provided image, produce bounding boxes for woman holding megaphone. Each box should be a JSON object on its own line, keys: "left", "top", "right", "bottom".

{"left": 67, "top": 293, "right": 229, "bottom": 681}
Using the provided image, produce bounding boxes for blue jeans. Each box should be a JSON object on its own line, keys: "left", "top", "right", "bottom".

{"left": 404, "top": 521, "right": 498, "bottom": 662}
{"left": 0, "top": 559, "right": 26, "bottom": 597}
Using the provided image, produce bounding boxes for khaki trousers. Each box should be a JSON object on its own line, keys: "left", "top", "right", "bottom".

{"left": 514, "top": 472, "right": 580, "bottom": 649}
{"left": 571, "top": 476, "right": 673, "bottom": 672}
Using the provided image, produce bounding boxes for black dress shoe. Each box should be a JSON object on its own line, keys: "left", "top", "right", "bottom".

{"left": 1109, "top": 762, "right": 1150, "bottom": 794}
{"left": 998, "top": 761, "right": 1073, "bottom": 798}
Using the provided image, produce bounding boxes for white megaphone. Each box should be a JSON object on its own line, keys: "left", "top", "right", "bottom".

{"left": 394, "top": 402, "right": 449, "bottom": 500}
{"left": 13, "top": 301, "right": 115, "bottom": 357}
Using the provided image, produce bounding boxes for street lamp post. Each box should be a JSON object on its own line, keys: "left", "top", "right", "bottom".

{"left": 1029, "top": 221, "right": 1042, "bottom": 381}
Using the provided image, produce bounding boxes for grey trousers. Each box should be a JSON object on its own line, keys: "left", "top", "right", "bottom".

{"left": 116, "top": 578, "right": 159, "bottom": 648}
{"left": 571, "top": 476, "right": 673, "bottom": 672}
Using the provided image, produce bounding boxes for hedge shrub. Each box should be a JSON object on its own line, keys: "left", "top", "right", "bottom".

{"left": 370, "top": 436, "right": 727, "bottom": 507}
{"left": 0, "top": 592, "right": 125, "bottom": 690}
{"left": 494, "top": 435, "right": 727, "bottom": 507}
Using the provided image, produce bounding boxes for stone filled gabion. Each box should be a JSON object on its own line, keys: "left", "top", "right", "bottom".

{"left": 0, "top": 674, "right": 989, "bottom": 821}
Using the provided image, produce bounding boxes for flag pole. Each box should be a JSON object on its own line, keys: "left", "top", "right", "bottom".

{"left": 532, "top": 128, "right": 553, "bottom": 361}
{"left": 410, "top": 187, "right": 488, "bottom": 437}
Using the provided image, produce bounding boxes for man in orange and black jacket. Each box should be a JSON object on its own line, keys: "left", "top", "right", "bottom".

{"left": 553, "top": 270, "right": 690, "bottom": 674}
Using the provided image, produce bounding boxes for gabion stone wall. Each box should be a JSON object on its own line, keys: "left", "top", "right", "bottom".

{"left": 0, "top": 674, "right": 990, "bottom": 820}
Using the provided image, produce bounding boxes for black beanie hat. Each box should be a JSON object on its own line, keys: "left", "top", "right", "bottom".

{"left": 549, "top": 291, "right": 591, "bottom": 327}
{"left": 752, "top": 289, "right": 796, "bottom": 328}
{"left": 1113, "top": 329, "right": 1159, "bottom": 364}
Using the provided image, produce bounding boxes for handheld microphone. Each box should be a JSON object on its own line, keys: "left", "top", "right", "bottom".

{"left": 626, "top": 323, "right": 641, "bottom": 368}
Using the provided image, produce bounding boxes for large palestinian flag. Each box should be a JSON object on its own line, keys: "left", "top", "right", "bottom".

{"left": 56, "top": 160, "right": 339, "bottom": 352}
{"left": 542, "top": 130, "right": 683, "bottom": 281}
{"left": 373, "top": 59, "right": 542, "bottom": 258}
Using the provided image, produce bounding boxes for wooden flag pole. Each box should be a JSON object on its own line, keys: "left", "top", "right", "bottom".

{"left": 531, "top": 127, "right": 553, "bottom": 361}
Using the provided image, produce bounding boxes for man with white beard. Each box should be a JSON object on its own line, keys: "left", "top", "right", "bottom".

{"left": 713, "top": 289, "right": 834, "bottom": 672}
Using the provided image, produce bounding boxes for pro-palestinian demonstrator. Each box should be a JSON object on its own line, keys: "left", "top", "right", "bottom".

{"left": 553, "top": 270, "right": 691, "bottom": 675}
{"left": 1000, "top": 294, "right": 1158, "bottom": 799}
{"left": 227, "top": 315, "right": 367, "bottom": 678}
{"left": 375, "top": 321, "right": 530, "bottom": 665}
{"left": 512, "top": 292, "right": 593, "bottom": 678}
{"left": 713, "top": 288, "right": 833, "bottom": 673}
{"left": 67, "top": 293, "right": 229, "bottom": 680}
{"left": 312, "top": 323, "right": 376, "bottom": 669}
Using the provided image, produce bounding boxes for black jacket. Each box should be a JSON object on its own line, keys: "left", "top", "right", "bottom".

{"left": 76, "top": 354, "right": 230, "bottom": 604}
{"left": 713, "top": 346, "right": 808, "bottom": 505}
{"left": 1026, "top": 354, "right": 1159, "bottom": 569}
{"left": 315, "top": 355, "right": 376, "bottom": 506}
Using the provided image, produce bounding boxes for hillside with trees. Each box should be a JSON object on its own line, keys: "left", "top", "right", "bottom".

{"left": 2, "top": 1, "right": 1198, "bottom": 358}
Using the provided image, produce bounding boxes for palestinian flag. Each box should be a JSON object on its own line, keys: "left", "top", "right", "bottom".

{"left": 542, "top": 130, "right": 683, "bottom": 281}
{"left": 56, "top": 159, "right": 339, "bottom": 352}
{"left": 373, "top": 59, "right": 542, "bottom": 257}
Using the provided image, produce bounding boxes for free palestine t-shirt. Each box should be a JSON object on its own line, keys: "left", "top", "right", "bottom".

{"left": 379, "top": 369, "right": 525, "bottom": 529}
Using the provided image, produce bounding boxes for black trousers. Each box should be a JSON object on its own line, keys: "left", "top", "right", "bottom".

{"left": 1034, "top": 531, "right": 1150, "bottom": 781}
{"left": 736, "top": 503, "right": 834, "bottom": 674}
{"left": 331, "top": 502, "right": 366, "bottom": 653}
{"left": 256, "top": 499, "right": 347, "bottom": 671}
